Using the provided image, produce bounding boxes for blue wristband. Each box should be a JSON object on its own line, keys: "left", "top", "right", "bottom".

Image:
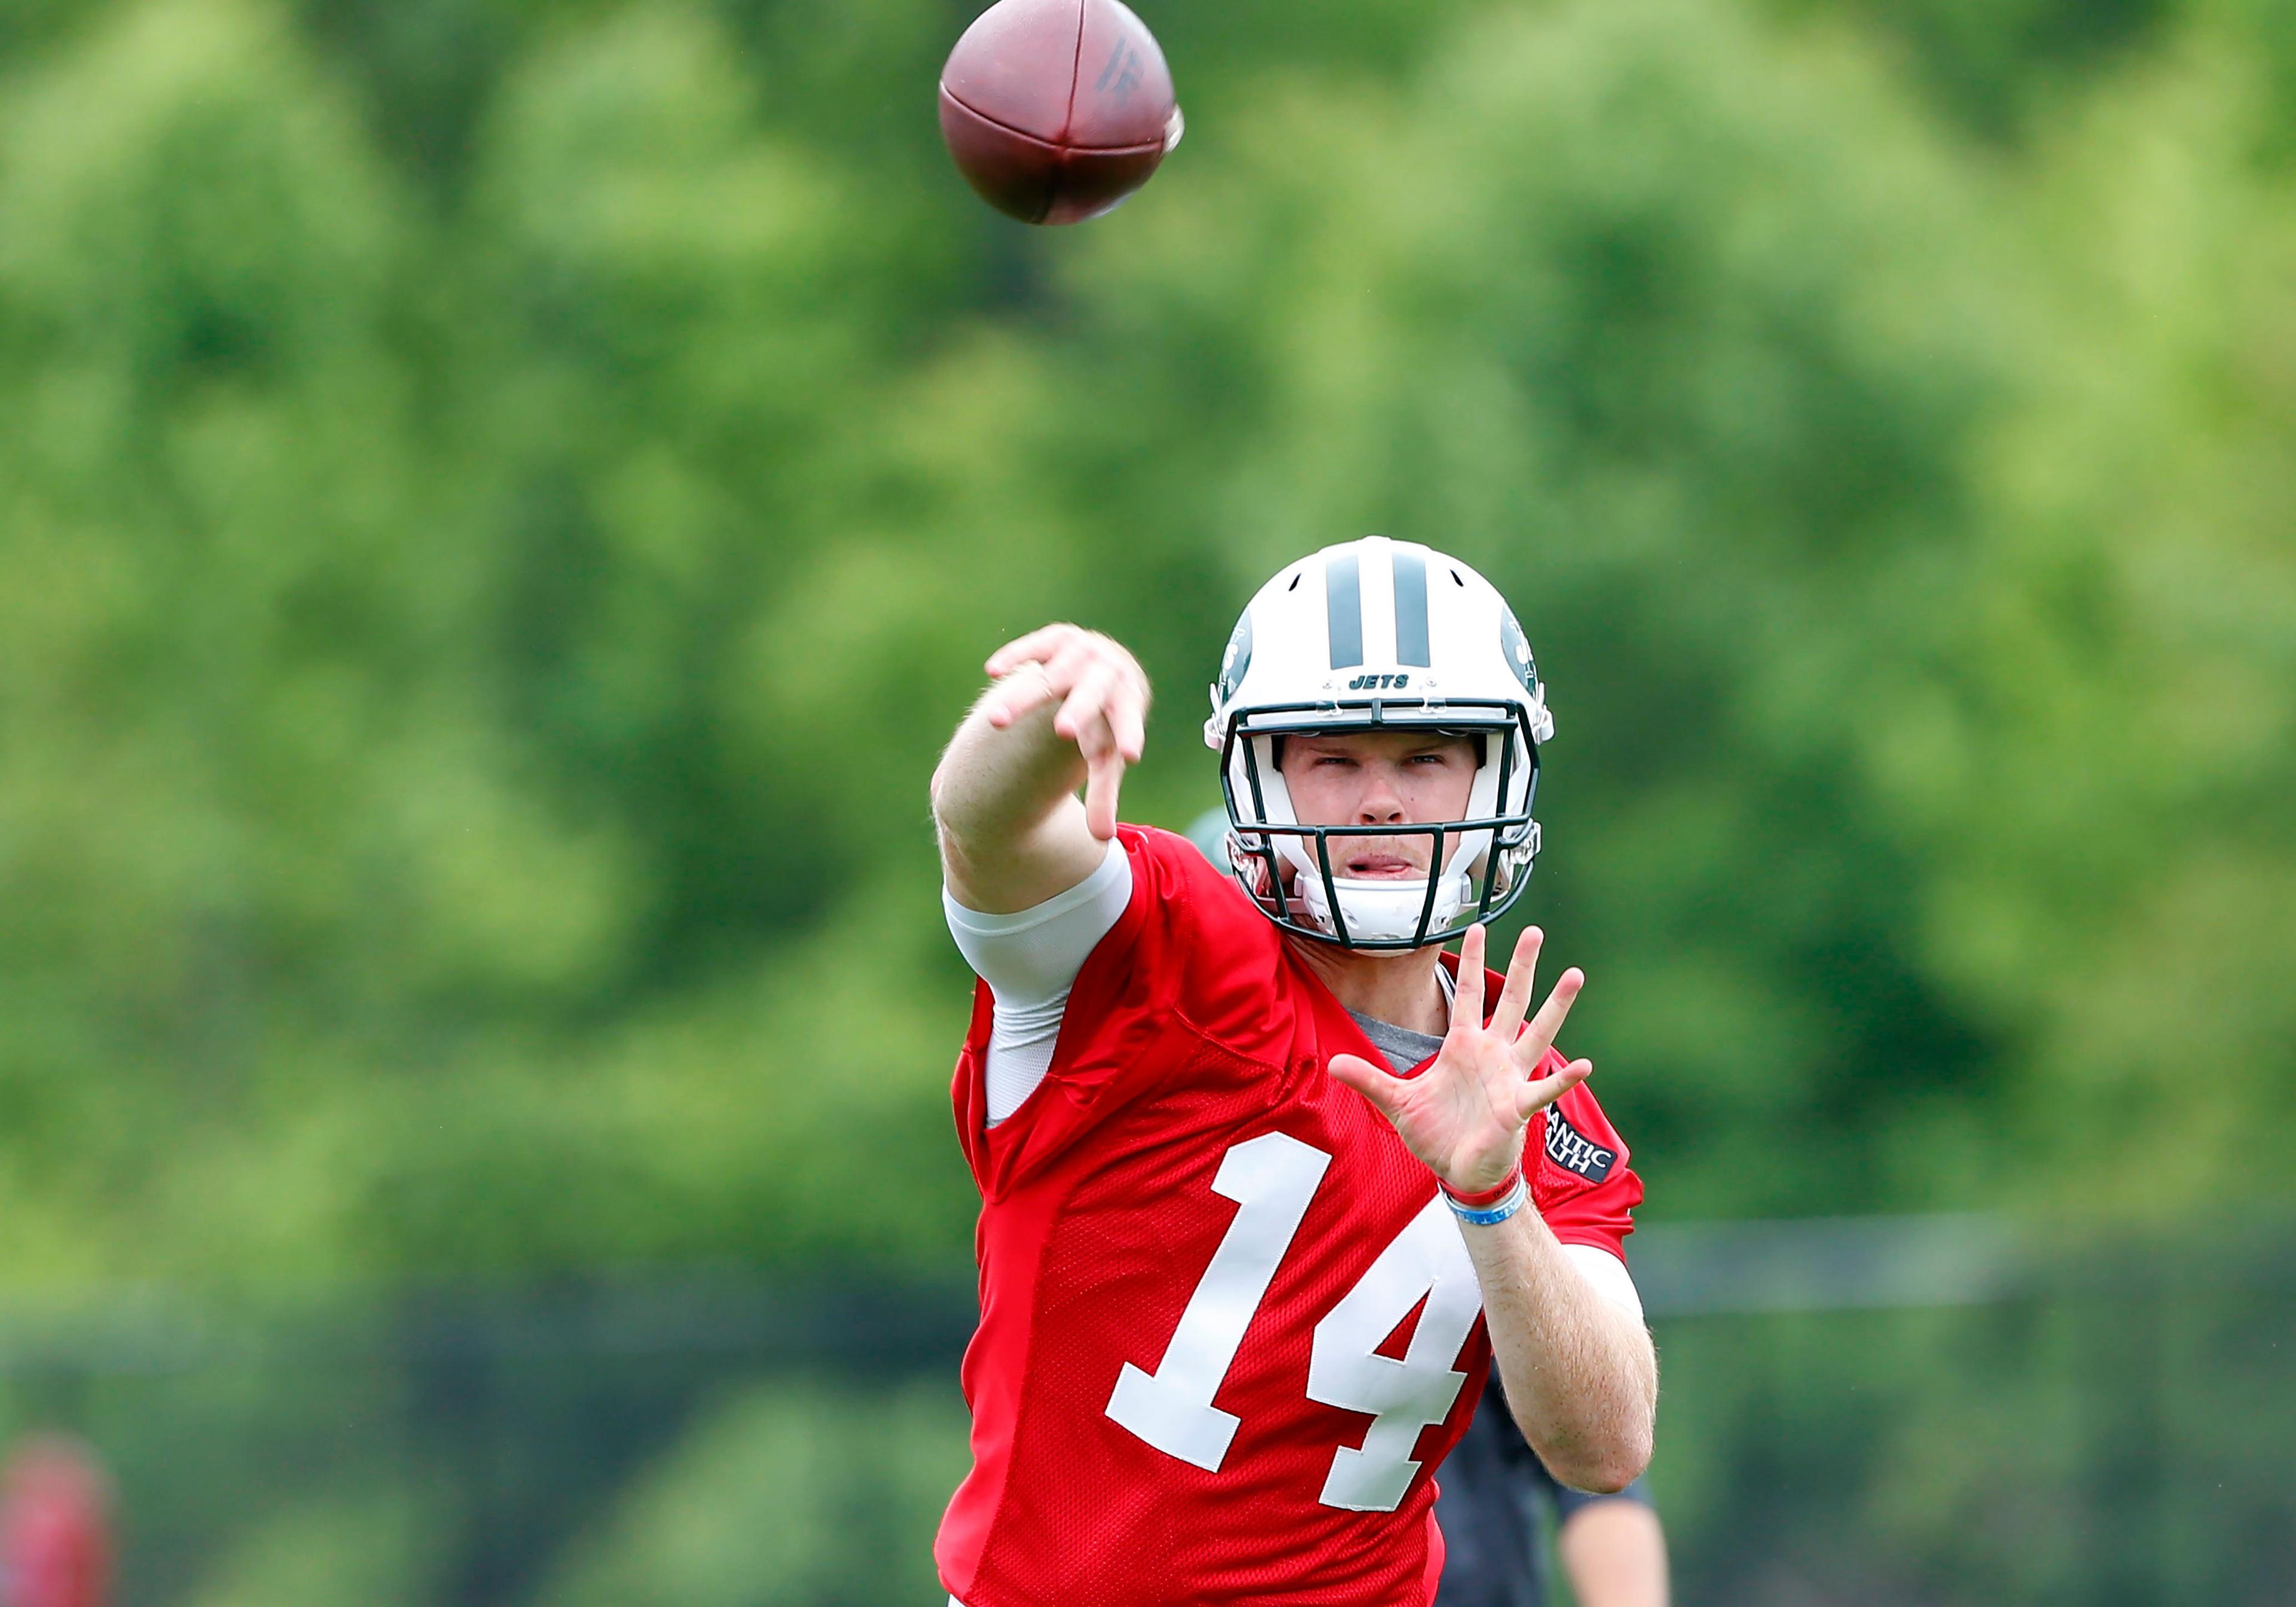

{"left": 1444, "top": 1173, "right": 1528, "bottom": 1226}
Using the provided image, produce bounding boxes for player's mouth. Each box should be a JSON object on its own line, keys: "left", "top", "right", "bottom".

{"left": 1340, "top": 849, "right": 1425, "bottom": 879}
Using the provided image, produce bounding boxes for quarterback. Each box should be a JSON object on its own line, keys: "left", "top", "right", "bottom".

{"left": 929, "top": 538, "right": 1656, "bottom": 1606}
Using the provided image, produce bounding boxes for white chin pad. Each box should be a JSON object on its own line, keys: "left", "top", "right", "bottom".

{"left": 1296, "top": 871, "right": 1472, "bottom": 944}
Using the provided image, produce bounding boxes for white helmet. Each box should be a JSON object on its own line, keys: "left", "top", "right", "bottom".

{"left": 1202, "top": 536, "right": 1555, "bottom": 950}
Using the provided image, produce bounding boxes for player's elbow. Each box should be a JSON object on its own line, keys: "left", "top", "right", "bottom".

{"left": 930, "top": 755, "right": 989, "bottom": 866}
{"left": 1577, "top": 1442, "right": 1653, "bottom": 1497}
{"left": 1540, "top": 1422, "right": 1653, "bottom": 1496}
{"left": 928, "top": 749, "right": 961, "bottom": 829}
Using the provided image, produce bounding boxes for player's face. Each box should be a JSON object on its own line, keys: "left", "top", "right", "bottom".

{"left": 1278, "top": 731, "right": 1480, "bottom": 876}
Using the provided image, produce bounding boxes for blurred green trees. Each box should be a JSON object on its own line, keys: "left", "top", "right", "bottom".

{"left": 1, "top": 0, "right": 2291, "bottom": 1285}
{"left": 4, "top": 0, "right": 2294, "bottom": 1600}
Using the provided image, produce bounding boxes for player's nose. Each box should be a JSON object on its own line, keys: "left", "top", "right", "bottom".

{"left": 1355, "top": 766, "right": 1407, "bottom": 824}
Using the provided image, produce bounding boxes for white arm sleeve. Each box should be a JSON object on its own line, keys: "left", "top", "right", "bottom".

{"left": 1562, "top": 1243, "right": 1646, "bottom": 1323}
{"left": 943, "top": 841, "right": 1134, "bottom": 1127}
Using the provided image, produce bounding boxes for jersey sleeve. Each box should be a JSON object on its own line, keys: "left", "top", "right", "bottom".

{"left": 1523, "top": 1056, "right": 1642, "bottom": 1265}
{"left": 944, "top": 839, "right": 1132, "bottom": 1004}
{"left": 951, "top": 825, "right": 1287, "bottom": 1197}
{"left": 944, "top": 841, "right": 1134, "bottom": 1126}
{"left": 1461, "top": 958, "right": 1644, "bottom": 1265}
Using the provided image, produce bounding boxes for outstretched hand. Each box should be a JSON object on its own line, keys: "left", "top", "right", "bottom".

{"left": 1328, "top": 925, "right": 1590, "bottom": 1196}
{"left": 980, "top": 624, "right": 1150, "bottom": 840}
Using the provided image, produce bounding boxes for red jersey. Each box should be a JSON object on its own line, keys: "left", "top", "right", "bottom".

{"left": 937, "top": 826, "right": 1642, "bottom": 1607}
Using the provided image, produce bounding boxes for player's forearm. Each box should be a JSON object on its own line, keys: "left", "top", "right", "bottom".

{"left": 932, "top": 673, "right": 1105, "bottom": 911}
{"left": 1461, "top": 1208, "right": 1656, "bottom": 1493}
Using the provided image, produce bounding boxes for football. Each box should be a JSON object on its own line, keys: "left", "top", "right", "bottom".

{"left": 938, "top": 0, "right": 1184, "bottom": 225}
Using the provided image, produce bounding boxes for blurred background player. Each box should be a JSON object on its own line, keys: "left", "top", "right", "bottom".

{"left": 0, "top": 1438, "right": 111, "bottom": 1607}
{"left": 1436, "top": 1375, "right": 1668, "bottom": 1607}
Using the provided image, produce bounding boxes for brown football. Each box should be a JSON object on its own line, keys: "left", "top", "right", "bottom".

{"left": 938, "top": 0, "right": 1184, "bottom": 225}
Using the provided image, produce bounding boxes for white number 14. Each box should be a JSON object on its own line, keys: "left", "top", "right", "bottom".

{"left": 1103, "top": 1132, "right": 1485, "bottom": 1512}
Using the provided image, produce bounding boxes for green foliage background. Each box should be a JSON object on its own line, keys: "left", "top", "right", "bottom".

{"left": 0, "top": 0, "right": 2291, "bottom": 1597}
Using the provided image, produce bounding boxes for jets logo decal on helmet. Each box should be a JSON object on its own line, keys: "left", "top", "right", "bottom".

{"left": 1498, "top": 605, "right": 1540, "bottom": 694}
{"left": 1218, "top": 610, "right": 1253, "bottom": 704}
{"left": 1203, "top": 536, "right": 1554, "bottom": 950}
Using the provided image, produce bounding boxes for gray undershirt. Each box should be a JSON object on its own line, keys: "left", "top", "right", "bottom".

{"left": 1350, "top": 1012, "right": 1445, "bottom": 1075}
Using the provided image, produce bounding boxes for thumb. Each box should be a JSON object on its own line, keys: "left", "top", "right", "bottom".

{"left": 1516, "top": 1057, "right": 1593, "bottom": 1120}
{"left": 1328, "top": 1053, "right": 1409, "bottom": 1121}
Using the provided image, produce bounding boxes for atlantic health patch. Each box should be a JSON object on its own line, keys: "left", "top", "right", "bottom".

{"left": 1541, "top": 1106, "right": 1617, "bottom": 1183}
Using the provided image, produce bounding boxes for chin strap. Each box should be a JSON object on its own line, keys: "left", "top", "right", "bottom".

{"left": 1294, "top": 868, "right": 1473, "bottom": 945}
